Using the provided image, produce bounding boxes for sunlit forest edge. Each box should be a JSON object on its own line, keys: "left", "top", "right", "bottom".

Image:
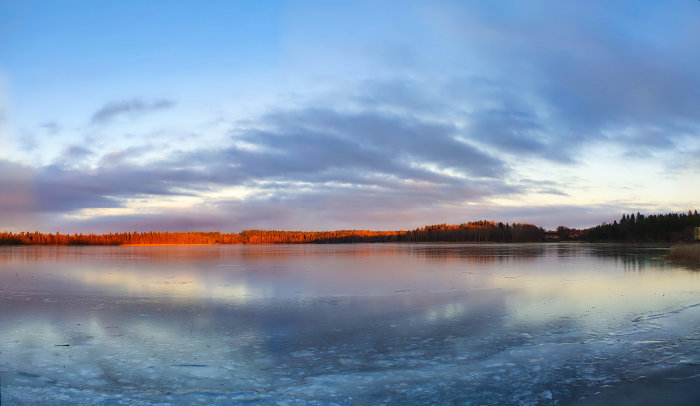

{"left": 1, "top": 211, "right": 698, "bottom": 246}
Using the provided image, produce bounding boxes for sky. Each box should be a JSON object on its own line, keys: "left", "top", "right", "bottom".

{"left": 0, "top": 0, "right": 699, "bottom": 233}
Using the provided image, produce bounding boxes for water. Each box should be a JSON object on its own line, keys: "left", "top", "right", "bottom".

{"left": 0, "top": 243, "right": 698, "bottom": 405}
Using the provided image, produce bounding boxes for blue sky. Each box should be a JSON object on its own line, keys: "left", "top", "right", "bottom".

{"left": 1, "top": 0, "right": 698, "bottom": 232}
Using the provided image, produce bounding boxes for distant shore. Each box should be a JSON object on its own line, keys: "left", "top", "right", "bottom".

{"left": 1, "top": 210, "right": 697, "bottom": 245}
{"left": 121, "top": 244, "right": 215, "bottom": 246}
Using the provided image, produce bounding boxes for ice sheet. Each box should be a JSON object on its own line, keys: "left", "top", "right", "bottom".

{"left": 0, "top": 244, "right": 698, "bottom": 405}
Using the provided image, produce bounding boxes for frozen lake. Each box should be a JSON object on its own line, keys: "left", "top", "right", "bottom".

{"left": 0, "top": 243, "right": 699, "bottom": 405}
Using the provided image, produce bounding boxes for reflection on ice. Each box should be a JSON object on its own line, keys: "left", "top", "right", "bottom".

{"left": 499, "top": 269, "right": 700, "bottom": 327}
{"left": 0, "top": 244, "right": 699, "bottom": 405}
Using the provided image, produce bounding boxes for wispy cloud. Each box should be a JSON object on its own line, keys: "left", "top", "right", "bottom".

{"left": 91, "top": 99, "right": 175, "bottom": 124}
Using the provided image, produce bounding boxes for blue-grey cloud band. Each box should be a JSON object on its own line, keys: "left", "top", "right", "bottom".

{"left": 90, "top": 99, "right": 175, "bottom": 125}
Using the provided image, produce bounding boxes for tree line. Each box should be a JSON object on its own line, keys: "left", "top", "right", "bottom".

{"left": 0, "top": 211, "right": 696, "bottom": 245}
{"left": 0, "top": 221, "right": 544, "bottom": 245}
{"left": 579, "top": 210, "right": 700, "bottom": 242}
{"left": 0, "top": 231, "right": 239, "bottom": 245}
{"left": 395, "top": 221, "right": 544, "bottom": 243}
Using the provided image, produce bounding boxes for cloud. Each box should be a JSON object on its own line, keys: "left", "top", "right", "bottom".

{"left": 39, "top": 121, "right": 61, "bottom": 134}
{"left": 3, "top": 1, "right": 699, "bottom": 234}
{"left": 340, "top": 69, "right": 700, "bottom": 165}
{"left": 351, "top": 79, "right": 450, "bottom": 115}
{"left": 466, "top": 105, "right": 553, "bottom": 160}
{"left": 44, "top": 193, "right": 661, "bottom": 234}
{"left": 7, "top": 62, "right": 698, "bottom": 232}
{"left": 416, "top": 1, "right": 700, "bottom": 161}
{"left": 32, "top": 163, "right": 207, "bottom": 213}
{"left": 243, "top": 108, "right": 505, "bottom": 177}
{"left": 2, "top": 100, "right": 519, "bottom": 231}
{"left": 90, "top": 99, "right": 175, "bottom": 124}
{"left": 0, "top": 160, "right": 39, "bottom": 229}
{"left": 46, "top": 187, "right": 499, "bottom": 233}
{"left": 53, "top": 144, "right": 93, "bottom": 167}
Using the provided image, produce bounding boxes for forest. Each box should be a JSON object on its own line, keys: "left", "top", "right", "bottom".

{"left": 560, "top": 210, "right": 700, "bottom": 242}
{"left": 0, "top": 221, "right": 544, "bottom": 245}
{"left": 0, "top": 211, "right": 696, "bottom": 245}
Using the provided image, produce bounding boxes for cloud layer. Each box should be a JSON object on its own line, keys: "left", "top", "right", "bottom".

{"left": 1, "top": 0, "right": 699, "bottom": 232}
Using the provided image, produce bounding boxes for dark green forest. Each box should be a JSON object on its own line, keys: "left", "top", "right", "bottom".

{"left": 576, "top": 210, "right": 700, "bottom": 242}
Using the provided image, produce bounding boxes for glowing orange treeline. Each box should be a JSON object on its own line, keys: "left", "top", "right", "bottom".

{"left": 0, "top": 221, "right": 545, "bottom": 245}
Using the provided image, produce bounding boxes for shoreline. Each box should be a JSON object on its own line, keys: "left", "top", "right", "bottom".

{"left": 120, "top": 243, "right": 217, "bottom": 246}
{"left": 666, "top": 243, "right": 700, "bottom": 266}
{"left": 0, "top": 241, "right": 680, "bottom": 247}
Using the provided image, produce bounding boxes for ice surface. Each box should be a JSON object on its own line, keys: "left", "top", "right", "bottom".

{"left": 0, "top": 244, "right": 699, "bottom": 405}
